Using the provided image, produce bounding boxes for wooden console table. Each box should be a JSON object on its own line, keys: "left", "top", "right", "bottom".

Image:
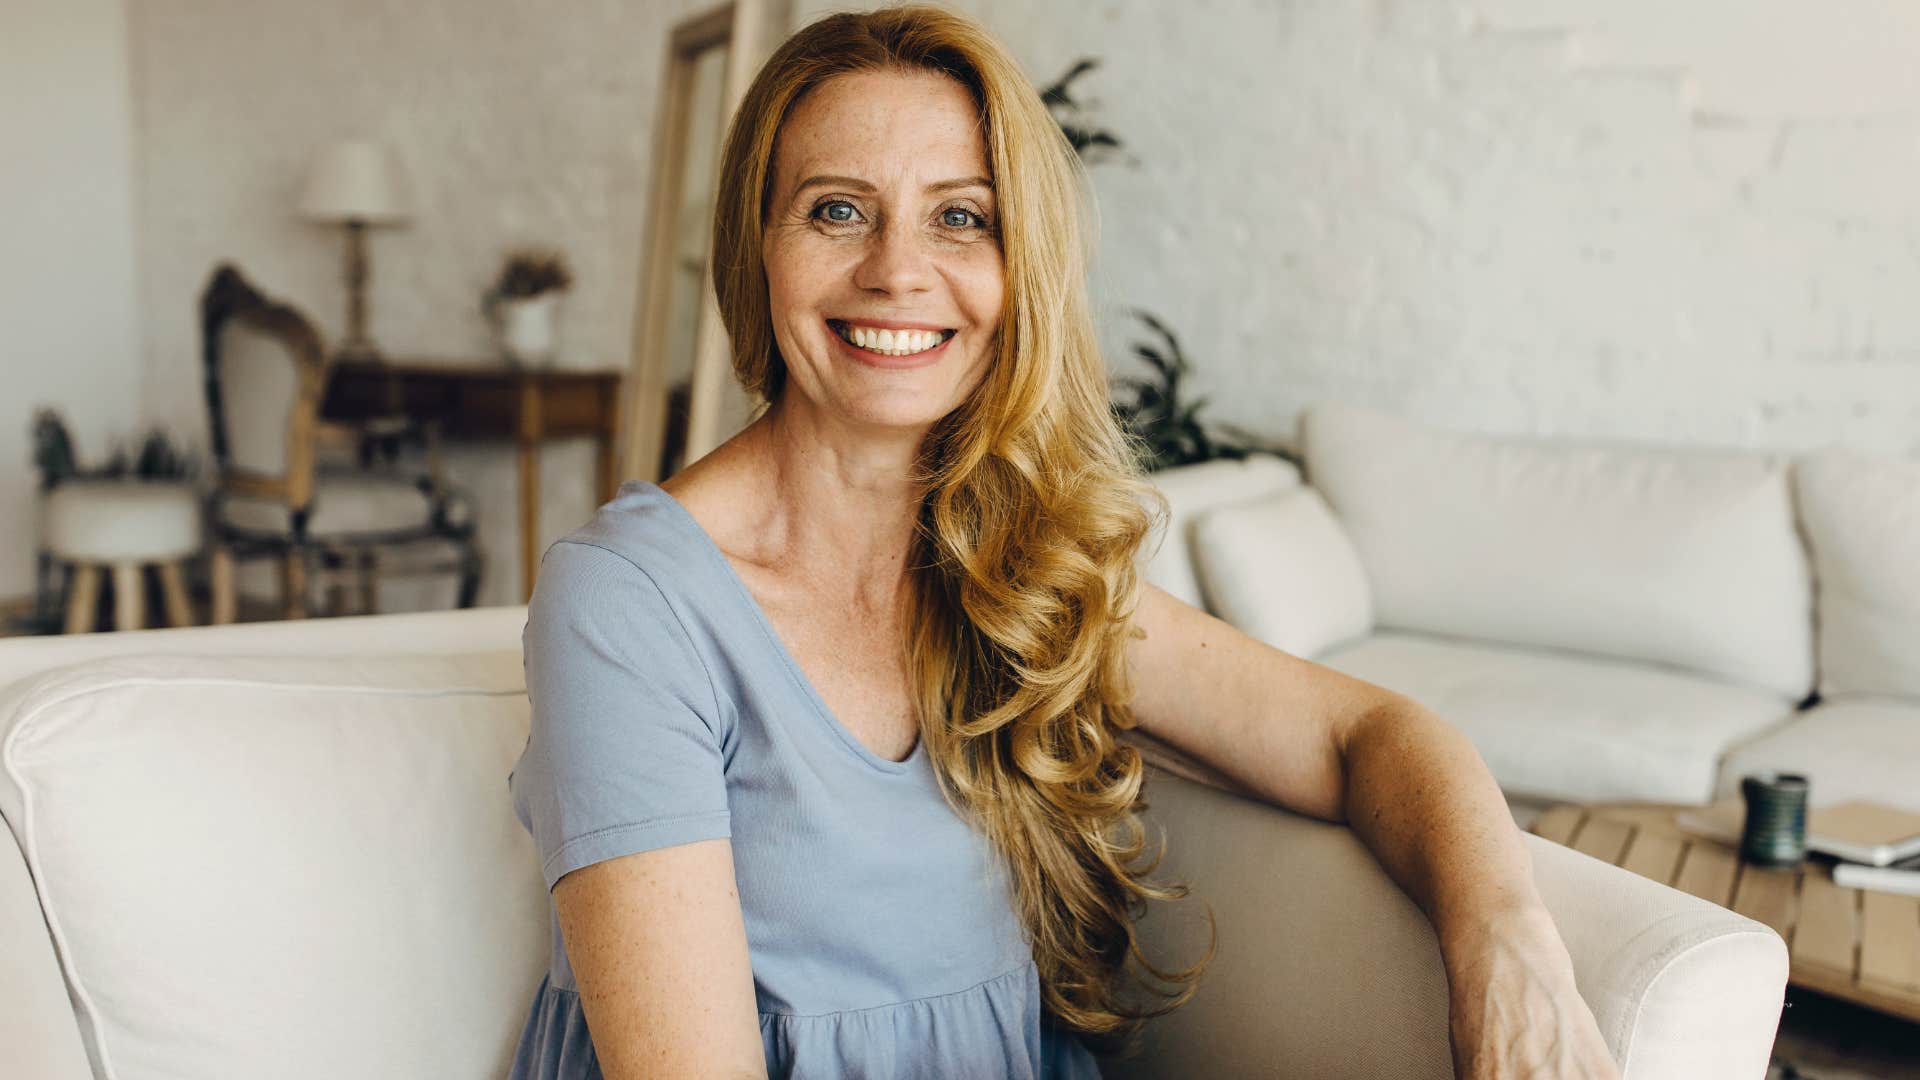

{"left": 320, "top": 360, "right": 624, "bottom": 602}
{"left": 1532, "top": 802, "right": 1920, "bottom": 1024}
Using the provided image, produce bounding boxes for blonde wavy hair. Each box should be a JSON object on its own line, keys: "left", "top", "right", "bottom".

{"left": 709, "top": 4, "right": 1213, "bottom": 1041}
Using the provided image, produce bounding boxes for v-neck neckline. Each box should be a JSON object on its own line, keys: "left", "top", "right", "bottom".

{"left": 632, "top": 480, "right": 925, "bottom": 775}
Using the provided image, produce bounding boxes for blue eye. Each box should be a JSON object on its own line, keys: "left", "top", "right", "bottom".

{"left": 941, "top": 208, "right": 983, "bottom": 229}
{"left": 815, "top": 200, "right": 859, "bottom": 224}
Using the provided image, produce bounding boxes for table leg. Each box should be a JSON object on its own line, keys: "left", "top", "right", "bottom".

{"left": 519, "top": 379, "right": 545, "bottom": 603}
{"left": 519, "top": 438, "right": 540, "bottom": 603}
{"left": 596, "top": 429, "right": 617, "bottom": 505}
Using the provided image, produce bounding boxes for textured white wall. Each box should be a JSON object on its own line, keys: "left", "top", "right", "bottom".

{"left": 0, "top": 0, "right": 143, "bottom": 600}
{"left": 117, "top": 0, "right": 1920, "bottom": 608}
{"left": 929, "top": 0, "right": 1920, "bottom": 456}
{"left": 127, "top": 0, "right": 713, "bottom": 608}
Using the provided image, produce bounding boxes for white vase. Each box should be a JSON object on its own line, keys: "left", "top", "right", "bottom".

{"left": 494, "top": 293, "right": 560, "bottom": 367}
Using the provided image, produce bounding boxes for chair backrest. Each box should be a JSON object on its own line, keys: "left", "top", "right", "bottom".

{"left": 200, "top": 264, "right": 328, "bottom": 508}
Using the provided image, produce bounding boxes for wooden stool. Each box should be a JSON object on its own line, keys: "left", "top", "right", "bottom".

{"left": 45, "top": 480, "right": 203, "bottom": 633}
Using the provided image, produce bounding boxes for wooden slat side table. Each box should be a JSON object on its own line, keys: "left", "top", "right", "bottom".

{"left": 320, "top": 360, "right": 625, "bottom": 602}
{"left": 1531, "top": 804, "right": 1920, "bottom": 1024}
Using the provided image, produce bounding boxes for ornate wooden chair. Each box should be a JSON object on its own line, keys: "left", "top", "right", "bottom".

{"left": 200, "top": 264, "right": 482, "bottom": 621}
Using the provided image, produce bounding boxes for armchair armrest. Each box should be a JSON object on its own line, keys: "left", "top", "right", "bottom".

{"left": 1098, "top": 770, "right": 1787, "bottom": 1079}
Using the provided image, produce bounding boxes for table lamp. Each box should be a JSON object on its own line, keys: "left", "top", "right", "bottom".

{"left": 299, "top": 139, "right": 412, "bottom": 362}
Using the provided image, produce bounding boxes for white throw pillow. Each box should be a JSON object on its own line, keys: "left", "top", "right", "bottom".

{"left": 1794, "top": 449, "right": 1920, "bottom": 699}
{"left": 1190, "top": 487, "right": 1374, "bottom": 659}
{"left": 1300, "top": 403, "right": 1814, "bottom": 700}
{"left": 0, "top": 651, "right": 547, "bottom": 1080}
{"left": 1140, "top": 455, "right": 1303, "bottom": 610}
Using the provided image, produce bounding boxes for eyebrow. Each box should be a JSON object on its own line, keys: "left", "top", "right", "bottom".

{"left": 792, "top": 174, "right": 994, "bottom": 198}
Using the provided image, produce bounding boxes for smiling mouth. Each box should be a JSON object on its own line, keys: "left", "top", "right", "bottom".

{"left": 827, "top": 320, "right": 956, "bottom": 357}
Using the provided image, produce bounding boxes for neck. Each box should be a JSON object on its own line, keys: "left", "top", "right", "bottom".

{"left": 735, "top": 393, "right": 928, "bottom": 599}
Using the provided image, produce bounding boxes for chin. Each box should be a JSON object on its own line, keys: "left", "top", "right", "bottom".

{"left": 832, "top": 386, "right": 968, "bottom": 433}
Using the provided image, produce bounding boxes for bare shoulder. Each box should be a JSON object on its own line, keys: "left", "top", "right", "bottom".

{"left": 658, "top": 438, "right": 770, "bottom": 560}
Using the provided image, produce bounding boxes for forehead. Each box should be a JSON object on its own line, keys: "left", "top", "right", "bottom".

{"left": 774, "top": 68, "right": 989, "bottom": 188}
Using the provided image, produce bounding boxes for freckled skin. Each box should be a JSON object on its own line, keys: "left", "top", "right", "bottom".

{"left": 761, "top": 69, "right": 1006, "bottom": 436}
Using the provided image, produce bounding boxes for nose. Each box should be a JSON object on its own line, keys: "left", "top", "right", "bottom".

{"left": 851, "top": 217, "right": 937, "bottom": 297}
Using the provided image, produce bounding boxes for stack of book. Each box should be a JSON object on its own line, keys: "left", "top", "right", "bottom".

{"left": 1676, "top": 800, "right": 1920, "bottom": 896}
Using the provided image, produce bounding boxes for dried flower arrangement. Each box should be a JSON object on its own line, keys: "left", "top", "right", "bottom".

{"left": 489, "top": 250, "right": 574, "bottom": 300}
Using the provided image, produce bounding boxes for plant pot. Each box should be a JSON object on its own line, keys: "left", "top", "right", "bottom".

{"left": 492, "top": 293, "right": 561, "bottom": 367}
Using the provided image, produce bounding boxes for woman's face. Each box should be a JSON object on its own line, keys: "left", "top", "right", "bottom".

{"left": 761, "top": 67, "right": 1005, "bottom": 435}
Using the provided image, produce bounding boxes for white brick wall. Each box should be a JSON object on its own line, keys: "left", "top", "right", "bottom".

{"left": 120, "top": 1, "right": 1920, "bottom": 606}
{"left": 942, "top": 0, "right": 1920, "bottom": 455}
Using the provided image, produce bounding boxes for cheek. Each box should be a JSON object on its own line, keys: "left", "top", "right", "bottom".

{"left": 956, "top": 248, "right": 1007, "bottom": 329}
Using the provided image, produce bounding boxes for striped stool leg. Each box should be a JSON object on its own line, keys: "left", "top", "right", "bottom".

{"left": 112, "top": 561, "right": 145, "bottom": 631}
{"left": 158, "top": 560, "right": 194, "bottom": 627}
{"left": 64, "top": 563, "right": 101, "bottom": 634}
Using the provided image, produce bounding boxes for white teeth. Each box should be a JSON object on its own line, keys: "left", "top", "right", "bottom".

{"left": 836, "top": 323, "right": 948, "bottom": 356}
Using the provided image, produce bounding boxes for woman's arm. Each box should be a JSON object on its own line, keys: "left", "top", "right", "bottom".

{"left": 553, "top": 839, "right": 769, "bottom": 1080}
{"left": 1124, "top": 583, "right": 1618, "bottom": 1078}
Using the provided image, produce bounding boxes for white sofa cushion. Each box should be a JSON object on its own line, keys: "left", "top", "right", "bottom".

{"left": 1301, "top": 403, "right": 1813, "bottom": 701}
{"left": 1141, "top": 455, "right": 1301, "bottom": 609}
{"left": 1316, "top": 631, "right": 1797, "bottom": 804}
{"left": 0, "top": 651, "right": 547, "bottom": 1080}
{"left": 1190, "top": 487, "right": 1373, "bottom": 659}
{"left": 1714, "top": 697, "right": 1920, "bottom": 813}
{"left": 1794, "top": 449, "right": 1920, "bottom": 699}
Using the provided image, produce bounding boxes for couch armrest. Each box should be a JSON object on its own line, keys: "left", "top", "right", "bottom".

{"left": 1097, "top": 770, "right": 1787, "bottom": 1079}
{"left": 0, "top": 817, "right": 91, "bottom": 1080}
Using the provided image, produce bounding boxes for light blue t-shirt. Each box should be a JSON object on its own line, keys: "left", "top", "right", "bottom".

{"left": 507, "top": 481, "right": 1101, "bottom": 1079}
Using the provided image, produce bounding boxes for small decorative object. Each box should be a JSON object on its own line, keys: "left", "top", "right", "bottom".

{"left": 1739, "top": 771, "right": 1810, "bottom": 867}
{"left": 299, "top": 138, "right": 413, "bottom": 362}
{"left": 21, "top": 409, "right": 202, "bottom": 635}
{"left": 484, "top": 250, "right": 574, "bottom": 368}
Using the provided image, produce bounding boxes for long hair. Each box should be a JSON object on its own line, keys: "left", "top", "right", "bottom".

{"left": 709, "top": 4, "right": 1213, "bottom": 1040}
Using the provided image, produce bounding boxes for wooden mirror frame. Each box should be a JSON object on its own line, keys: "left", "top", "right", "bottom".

{"left": 620, "top": 0, "right": 789, "bottom": 484}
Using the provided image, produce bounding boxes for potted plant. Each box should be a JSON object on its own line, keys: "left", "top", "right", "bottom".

{"left": 483, "top": 250, "right": 573, "bottom": 367}
{"left": 1041, "top": 60, "right": 1296, "bottom": 473}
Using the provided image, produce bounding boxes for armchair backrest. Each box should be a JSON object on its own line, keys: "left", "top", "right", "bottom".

{"left": 200, "top": 264, "right": 328, "bottom": 509}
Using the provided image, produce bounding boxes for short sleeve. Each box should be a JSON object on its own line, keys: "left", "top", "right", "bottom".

{"left": 510, "top": 539, "right": 732, "bottom": 891}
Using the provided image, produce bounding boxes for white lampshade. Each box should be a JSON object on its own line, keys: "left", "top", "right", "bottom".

{"left": 298, "top": 139, "right": 412, "bottom": 226}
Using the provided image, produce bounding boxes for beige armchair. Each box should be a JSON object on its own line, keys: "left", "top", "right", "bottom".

{"left": 198, "top": 264, "right": 482, "bottom": 620}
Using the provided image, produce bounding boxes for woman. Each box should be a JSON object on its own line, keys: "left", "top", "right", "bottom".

{"left": 508, "top": 6, "right": 1618, "bottom": 1078}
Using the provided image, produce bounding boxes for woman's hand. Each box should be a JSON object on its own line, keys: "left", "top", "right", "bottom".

{"left": 1442, "top": 905, "right": 1621, "bottom": 1080}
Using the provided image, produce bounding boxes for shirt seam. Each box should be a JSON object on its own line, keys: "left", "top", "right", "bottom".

{"left": 542, "top": 811, "right": 733, "bottom": 879}
{"left": 550, "top": 538, "right": 727, "bottom": 737}
{"left": 757, "top": 961, "right": 1033, "bottom": 1020}
{"left": 541, "top": 959, "right": 1035, "bottom": 1019}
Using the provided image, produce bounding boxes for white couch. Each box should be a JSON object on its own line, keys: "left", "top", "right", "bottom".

{"left": 1145, "top": 403, "right": 1920, "bottom": 815}
{"left": 1, "top": 608, "right": 1787, "bottom": 1077}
